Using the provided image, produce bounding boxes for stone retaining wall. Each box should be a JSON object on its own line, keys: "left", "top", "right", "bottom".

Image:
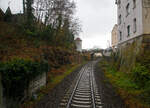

{"left": 28, "top": 73, "right": 46, "bottom": 96}
{"left": 118, "top": 34, "right": 150, "bottom": 51}
{"left": 118, "top": 34, "right": 150, "bottom": 57}
{"left": 1, "top": 73, "right": 47, "bottom": 107}
{"left": 142, "top": 34, "right": 150, "bottom": 50}
{"left": 117, "top": 35, "right": 150, "bottom": 73}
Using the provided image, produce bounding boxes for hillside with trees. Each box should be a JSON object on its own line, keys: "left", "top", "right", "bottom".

{"left": 0, "top": 0, "right": 84, "bottom": 107}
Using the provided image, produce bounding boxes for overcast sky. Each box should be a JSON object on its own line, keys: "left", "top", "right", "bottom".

{"left": 0, "top": 0, "right": 117, "bottom": 49}
{"left": 75, "top": 0, "right": 117, "bottom": 49}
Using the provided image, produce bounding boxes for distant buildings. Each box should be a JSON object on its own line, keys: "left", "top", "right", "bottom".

{"left": 115, "top": 0, "right": 150, "bottom": 46}
{"left": 75, "top": 38, "right": 82, "bottom": 52}
{"left": 111, "top": 24, "right": 118, "bottom": 49}
{"left": 103, "top": 47, "right": 112, "bottom": 57}
{"left": 0, "top": 7, "right": 24, "bottom": 24}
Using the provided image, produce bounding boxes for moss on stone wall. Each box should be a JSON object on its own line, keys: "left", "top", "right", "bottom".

{"left": 117, "top": 35, "right": 150, "bottom": 73}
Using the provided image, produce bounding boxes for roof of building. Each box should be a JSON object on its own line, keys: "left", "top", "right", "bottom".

{"left": 5, "top": 7, "right": 12, "bottom": 15}
{"left": 75, "top": 37, "right": 82, "bottom": 41}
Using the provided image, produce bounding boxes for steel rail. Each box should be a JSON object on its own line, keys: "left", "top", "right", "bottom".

{"left": 90, "top": 62, "right": 96, "bottom": 108}
{"left": 66, "top": 65, "right": 87, "bottom": 108}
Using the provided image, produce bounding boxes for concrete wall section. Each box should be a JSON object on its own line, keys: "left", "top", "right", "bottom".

{"left": 28, "top": 73, "right": 46, "bottom": 96}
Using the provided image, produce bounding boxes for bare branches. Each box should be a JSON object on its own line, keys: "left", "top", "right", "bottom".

{"left": 31, "top": 0, "right": 81, "bottom": 47}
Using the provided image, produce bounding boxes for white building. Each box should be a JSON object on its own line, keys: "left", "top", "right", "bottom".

{"left": 75, "top": 38, "right": 82, "bottom": 52}
{"left": 116, "top": 0, "right": 150, "bottom": 45}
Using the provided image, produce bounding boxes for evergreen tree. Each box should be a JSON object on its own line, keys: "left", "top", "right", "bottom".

{"left": 4, "top": 7, "right": 12, "bottom": 22}
{"left": 26, "top": 0, "right": 34, "bottom": 30}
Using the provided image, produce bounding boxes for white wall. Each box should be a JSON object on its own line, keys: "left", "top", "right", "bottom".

{"left": 75, "top": 41, "right": 82, "bottom": 52}
{"left": 117, "top": 0, "right": 143, "bottom": 44}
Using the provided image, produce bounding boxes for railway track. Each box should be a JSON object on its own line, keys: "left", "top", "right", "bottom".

{"left": 59, "top": 61, "right": 103, "bottom": 108}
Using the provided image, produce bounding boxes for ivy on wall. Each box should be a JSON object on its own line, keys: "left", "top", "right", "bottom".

{"left": 0, "top": 57, "right": 49, "bottom": 99}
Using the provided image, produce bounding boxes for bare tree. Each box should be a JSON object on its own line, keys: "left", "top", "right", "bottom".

{"left": 32, "top": 0, "right": 82, "bottom": 46}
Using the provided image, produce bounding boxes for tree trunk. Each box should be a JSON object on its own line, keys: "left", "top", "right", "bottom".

{"left": 23, "top": 0, "right": 26, "bottom": 14}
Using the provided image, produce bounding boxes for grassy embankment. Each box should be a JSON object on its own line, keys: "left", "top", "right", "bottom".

{"left": 99, "top": 53, "right": 150, "bottom": 108}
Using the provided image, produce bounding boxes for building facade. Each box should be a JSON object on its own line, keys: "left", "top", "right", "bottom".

{"left": 116, "top": 0, "right": 150, "bottom": 45}
{"left": 75, "top": 38, "right": 82, "bottom": 52}
{"left": 111, "top": 24, "right": 118, "bottom": 48}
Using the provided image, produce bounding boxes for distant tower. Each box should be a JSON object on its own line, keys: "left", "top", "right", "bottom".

{"left": 75, "top": 38, "right": 82, "bottom": 52}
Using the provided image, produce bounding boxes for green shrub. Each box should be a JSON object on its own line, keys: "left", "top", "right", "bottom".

{"left": 131, "top": 63, "right": 150, "bottom": 87}
{"left": 106, "top": 66, "right": 138, "bottom": 90}
{"left": 0, "top": 58, "right": 49, "bottom": 99}
{"left": 25, "top": 29, "right": 37, "bottom": 37}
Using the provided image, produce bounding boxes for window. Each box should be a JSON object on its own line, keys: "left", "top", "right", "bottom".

{"left": 119, "top": 31, "right": 122, "bottom": 41}
{"left": 126, "top": 3, "right": 130, "bottom": 16}
{"left": 118, "top": 0, "right": 121, "bottom": 8}
{"left": 133, "top": 0, "right": 136, "bottom": 8}
{"left": 127, "top": 25, "right": 130, "bottom": 36}
{"left": 133, "top": 18, "right": 137, "bottom": 33}
{"left": 119, "top": 15, "right": 121, "bottom": 25}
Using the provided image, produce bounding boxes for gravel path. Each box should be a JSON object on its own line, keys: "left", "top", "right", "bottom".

{"left": 35, "top": 64, "right": 84, "bottom": 108}
{"left": 94, "top": 59, "right": 126, "bottom": 108}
